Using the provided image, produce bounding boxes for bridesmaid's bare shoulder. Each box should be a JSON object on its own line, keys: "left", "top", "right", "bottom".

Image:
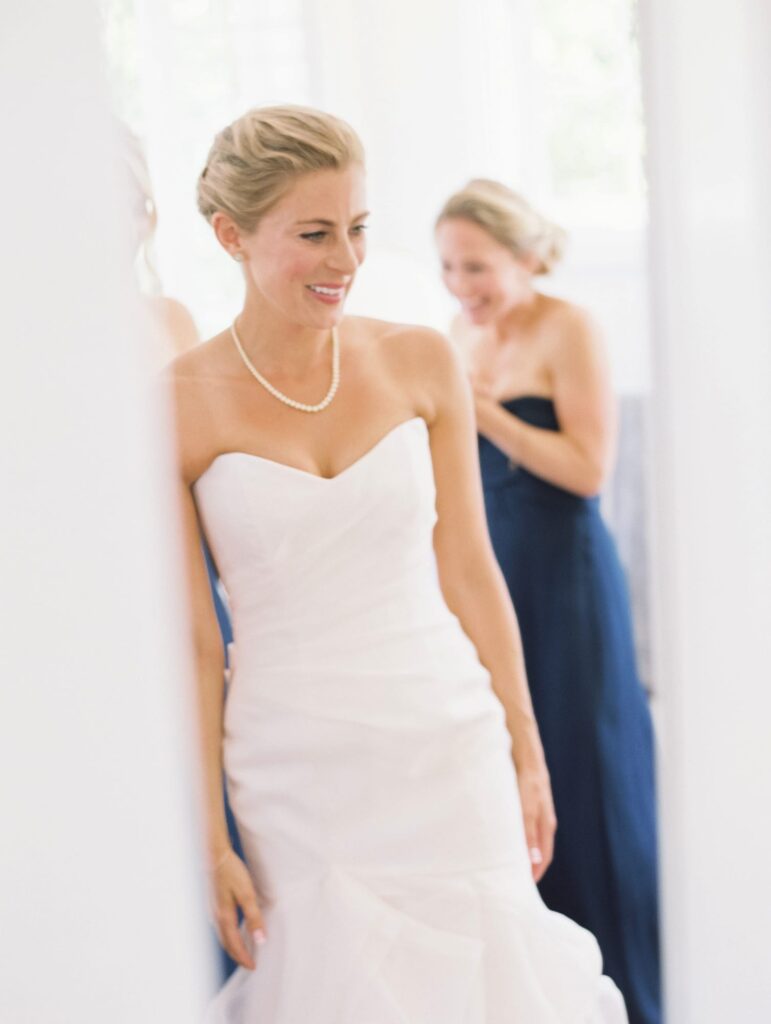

{"left": 536, "top": 293, "right": 597, "bottom": 335}
{"left": 535, "top": 295, "right": 609, "bottom": 386}
{"left": 160, "top": 333, "right": 237, "bottom": 484}
{"left": 162, "top": 331, "right": 235, "bottom": 382}
{"left": 148, "top": 296, "right": 200, "bottom": 356}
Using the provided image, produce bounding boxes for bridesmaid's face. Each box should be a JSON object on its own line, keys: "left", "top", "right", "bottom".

{"left": 436, "top": 217, "right": 535, "bottom": 326}
{"left": 238, "top": 164, "right": 368, "bottom": 329}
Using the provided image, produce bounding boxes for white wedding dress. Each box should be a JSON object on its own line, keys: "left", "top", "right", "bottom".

{"left": 194, "top": 416, "right": 627, "bottom": 1023}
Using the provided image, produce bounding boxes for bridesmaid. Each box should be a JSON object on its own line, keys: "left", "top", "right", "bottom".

{"left": 121, "top": 124, "right": 200, "bottom": 367}
{"left": 123, "top": 124, "right": 240, "bottom": 978}
{"left": 435, "top": 179, "right": 661, "bottom": 1024}
{"left": 123, "top": 124, "right": 234, "bottom": 660}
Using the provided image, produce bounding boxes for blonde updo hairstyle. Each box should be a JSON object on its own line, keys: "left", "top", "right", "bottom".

{"left": 437, "top": 179, "right": 566, "bottom": 275}
{"left": 197, "top": 105, "right": 365, "bottom": 234}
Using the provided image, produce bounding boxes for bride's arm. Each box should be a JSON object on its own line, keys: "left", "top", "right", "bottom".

{"left": 169, "top": 368, "right": 265, "bottom": 969}
{"left": 407, "top": 329, "right": 557, "bottom": 880}
{"left": 175, "top": 479, "right": 230, "bottom": 862}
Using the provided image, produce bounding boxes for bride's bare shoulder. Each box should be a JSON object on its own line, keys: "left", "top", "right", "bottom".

{"left": 347, "top": 316, "right": 462, "bottom": 419}
{"left": 348, "top": 315, "right": 452, "bottom": 358}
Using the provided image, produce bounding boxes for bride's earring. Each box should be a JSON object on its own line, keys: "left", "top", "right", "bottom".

{"left": 233, "top": 252, "right": 244, "bottom": 262}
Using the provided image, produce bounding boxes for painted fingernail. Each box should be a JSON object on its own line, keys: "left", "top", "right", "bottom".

{"left": 253, "top": 929, "right": 266, "bottom": 946}
{"left": 529, "top": 846, "right": 543, "bottom": 865}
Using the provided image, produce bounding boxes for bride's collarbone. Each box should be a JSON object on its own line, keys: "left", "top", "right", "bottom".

{"left": 199, "top": 343, "right": 422, "bottom": 477}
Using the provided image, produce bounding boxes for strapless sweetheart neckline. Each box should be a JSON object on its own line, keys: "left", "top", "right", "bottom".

{"left": 197, "top": 415, "right": 426, "bottom": 486}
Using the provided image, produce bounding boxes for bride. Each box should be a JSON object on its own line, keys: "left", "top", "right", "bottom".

{"left": 168, "top": 104, "right": 627, "bottom": 1022}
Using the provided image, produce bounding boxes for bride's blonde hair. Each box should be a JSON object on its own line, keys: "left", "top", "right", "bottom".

{"left": 197, "top": 105, "right": 365, "bottom": 232}
{"left": 437, "top": 179, "right": 566, "bottom": 275}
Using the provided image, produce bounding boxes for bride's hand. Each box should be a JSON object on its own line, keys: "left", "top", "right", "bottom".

{"left": 208, "top": 848, "right": 266, "bottom": 970}
{"left": 516, "top": 760, "right": 557, "bottom": 883}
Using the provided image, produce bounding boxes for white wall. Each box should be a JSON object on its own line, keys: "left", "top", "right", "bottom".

{"left": 307, "top": 0, "right": 650, "bottom": 393}
{"left": 640, "top": 0, "right": 771, "bottom": 1018}
{"left": 306, "top": 0, "right": 527, "bottom": 336}
{"left": 309, "top": 0, "right": 525, "bottom": 260}
{"left": 0, "top": 4, "right": 212, "bottom": 1020}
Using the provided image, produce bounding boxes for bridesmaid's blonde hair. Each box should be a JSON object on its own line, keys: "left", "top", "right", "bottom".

{"left": 437, "top": 179, "right": 566, "bottom": 275}
{"left": 197, "top": 105, "right": 365, "bottom": 232}
{"left": 118, "top": 124, "right": 162, "bottom": 295}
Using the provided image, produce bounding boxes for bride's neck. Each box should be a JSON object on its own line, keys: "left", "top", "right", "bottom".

{"left": 235, "top": 297, "right": 334, "bottom": 378}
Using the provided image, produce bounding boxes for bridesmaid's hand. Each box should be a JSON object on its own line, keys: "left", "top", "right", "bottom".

{"left": 516, "top": 759, "right": 557, "bottom": 883}
{"left": 208, "top": 848, "right": 266, "bottom": 970}
{"left": 468, "top": 372, "right": 500, "bottom": 433}
{"left": 468, "top": 369, "right": 494, "bottom": 401}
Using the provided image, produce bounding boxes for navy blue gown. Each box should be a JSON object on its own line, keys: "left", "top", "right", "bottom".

{"left": 479, "top": 397, "right": 661, "bottom": 1024}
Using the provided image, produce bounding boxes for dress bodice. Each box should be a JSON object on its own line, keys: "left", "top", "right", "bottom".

{"left": 193, "top": 416, "right": 492, "bottom": 724}
{"left": 194, "top": 419, "right": 431, "bottom": 626}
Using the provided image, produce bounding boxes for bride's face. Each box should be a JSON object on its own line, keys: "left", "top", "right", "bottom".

{"left": 436, "top": 217, "right": 534, "bottom": 326}
{"left": 241, "top": 164, "right": 368, "bottom": 329}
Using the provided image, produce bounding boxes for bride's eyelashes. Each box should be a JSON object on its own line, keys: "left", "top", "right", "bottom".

{"left": 299, "top": 224, "right": 369, "bottom": 243}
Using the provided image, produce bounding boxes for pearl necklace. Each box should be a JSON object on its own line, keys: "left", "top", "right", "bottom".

{"left": 229, "top": 319, "right": 340, "bottom": 413}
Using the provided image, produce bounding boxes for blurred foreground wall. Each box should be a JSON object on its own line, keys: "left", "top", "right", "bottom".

{"left": 641, "top": 0, "right": 771, "bottom": 1019}
{"left": 0, "top": 3, "right": 212, "bottom": 1020}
